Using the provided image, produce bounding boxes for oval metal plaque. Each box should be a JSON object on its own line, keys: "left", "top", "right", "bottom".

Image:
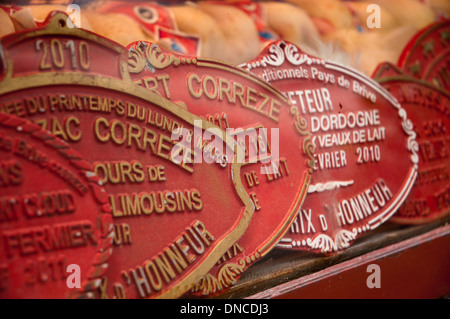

{"left": 374, "top": 62, "right": 450, "bottom": 223}
{"left": 242, "top": 41, "right": 419, "bottom": 254}
{"left": 126, "top": 40, "right": 314, "bottom": 295}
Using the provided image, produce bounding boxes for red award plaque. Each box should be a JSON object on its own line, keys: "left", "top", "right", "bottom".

{"left": 0, "top": 112, "right": 113, "bottom": 299}
{"left": 397, "top": 20, "right": 450, "bottom": 92}
{"left": 127, "top": 40, "right": 314, "bottom": 295}
{"left": 373, "top": 62, "right": 450, "bottom": 223}
{"left": 0, "top": 12, "right": 254, "bottom": 299}
{"left": 242, "top": 41, "right": 419, "bottom": 254}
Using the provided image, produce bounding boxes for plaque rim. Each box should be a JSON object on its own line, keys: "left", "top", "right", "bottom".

{"left": 241, "top": 41, "right": 420, "bottom": 253}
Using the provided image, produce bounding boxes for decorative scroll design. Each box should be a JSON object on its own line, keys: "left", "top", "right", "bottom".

{"left": 259, "top": 43, "right": 285, "bottom": 67}
{"left": 334, "top": 229, "right": 357, "bottom": 250}
{"left": 278, "top": 229, "right": 357, "bottom": 253}
{"left": 308, "top": 180, "right": 354, "bottom": 193}
{"left": 191, "top": 258, "right": 248, "bottom": 295}
{"left": 398, "top": 106, "right": 419, "bottom": 168}
{"left": 284, "top": 42, "right": 324, "bottom": 66}
{"left": 127, "top": 44, "right": 147, "bottom": 74}
{"left": 243, "top": 41, "right": 325, "bottom": 72}
{"left": 128, "top": 42, "right": 194, "bottom": 74}
{"left": 290, "top": 106, "right": 315, "bottom": 171}
{"left": 307, "top": 234, "right": 338, "bottom": 253}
